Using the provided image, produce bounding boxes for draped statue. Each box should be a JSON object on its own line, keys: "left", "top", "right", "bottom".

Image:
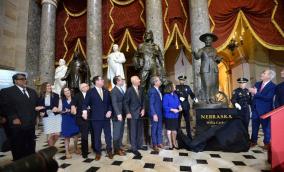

{"left": 53, "top": 59, "right": 67, "bottom": 95}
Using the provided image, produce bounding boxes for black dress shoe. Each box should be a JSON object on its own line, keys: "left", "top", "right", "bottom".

{"left": 132, "top": 150, "right": 141, "bottom": 156}
{"left": 138, "top": 146, "right": 148, "bottom": 151}
{"left": 82, "top": 154, "right": 88, "bottom": 159}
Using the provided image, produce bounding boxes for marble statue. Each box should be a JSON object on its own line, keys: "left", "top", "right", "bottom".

{"left": 133, "top": 30, "right": 167, "bottom": 92}
{"left": 107, "top": 44, "right": 126, "bottom": 88}
{"left": 193, "top": 33, "right": 222, "bottom": 104}
{"left": 53, "top": 59, "right": 67, "bottom": 95}
{"left": 61, "top": 51, "right": 91, "bottom": 93}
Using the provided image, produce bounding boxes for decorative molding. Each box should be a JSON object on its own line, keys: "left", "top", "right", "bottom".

{"left": 41, "top": 0, "right": 58, "bottom": 7}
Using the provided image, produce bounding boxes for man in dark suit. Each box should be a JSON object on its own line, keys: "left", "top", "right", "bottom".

{"left": 124, "top": 76, "right": 145, "bottom": 156}
{"left": 71, "top": 83, "right": 92, "bottom": 158}
{"left": 82, "top": 76, "right": 113, "bottom": 161}
{"left": 175, "top": 75, "right": 197, "bottom": 139}
{"left": 1, "top": 73, "right": 38, "bottom": 160}
{"left": 275, "top": 69, "right": 284, "bottom": 108}
{"left": 148, "top": 76, "right": 163, "bottom": 151}
{"left": 111, "top": 75, "right": 127, "bottom": 156}
{"left": 249, "top": 69, "right": 276, "bottom": 149}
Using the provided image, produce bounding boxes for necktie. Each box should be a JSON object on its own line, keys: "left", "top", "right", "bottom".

{"left": 119, "top": 87, "right": 124, "bottom": 94}
{"left": 135, "top": 87, "right": 139, "bottom": 97}
{"left": 99, "top": 88, "right": 103, "bottom": 100}
{"left": 157, "top": 89, "right": 162, "bottom": 100}
{"left": 260, "top": 83, "right": 265, "bottom": 92}
{"left": 23, "top": 88, "right": 29, "bottom": 98}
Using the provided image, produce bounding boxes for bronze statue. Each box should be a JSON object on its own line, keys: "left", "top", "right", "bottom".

{"left": 194, "top": 33, "right": 222, "bottom": 104}
{"left": 61, "top": 51, "right": 91, "bottom": 92}
{"left": 133, "top": 30, "right": 167, "bottom": 92}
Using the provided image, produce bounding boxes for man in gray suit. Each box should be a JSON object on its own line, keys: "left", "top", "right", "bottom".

{"left": 111, "top": 75, "right": 127, "bottom": 156}
{"left": 123, "top": 76, "right": 145, "bottom": 156}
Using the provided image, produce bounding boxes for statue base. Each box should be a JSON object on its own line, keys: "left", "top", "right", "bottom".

{"left": 193, "top": 101, "right": 227, "bottom": 109}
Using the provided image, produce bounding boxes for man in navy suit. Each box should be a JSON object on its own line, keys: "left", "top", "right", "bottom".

{"left": 82, "top": 76, "right": 113, "bottom": 160}
{"left": 148, "top": 76, "right": 163, "bottom": 151}
{"left": 249, "top": 69, "right": 276, "bottom": 149}
{"left": 275, "top": 69, "right": 284, "bottom": 108}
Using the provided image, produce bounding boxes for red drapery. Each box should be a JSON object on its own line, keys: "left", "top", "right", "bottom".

{"left": 162, "top": 0, "right": 191, "bottom": 52}
{"left": 55, "top": 0, "right": 284, "bottom": 63}
{"left": 102, "top": 0, "right": 146, "bottom": 56}
{"left": 55, "top": 0, "right": 87, "bottom": 64}
{"left": 209, "top": 0, "right": 284, "bottom": 51}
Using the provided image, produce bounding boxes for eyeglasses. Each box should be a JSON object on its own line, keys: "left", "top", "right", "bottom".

{"left": 16, "top": 78, "right": 26, "bottom": 80}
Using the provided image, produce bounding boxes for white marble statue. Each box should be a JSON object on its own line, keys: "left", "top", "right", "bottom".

{"left": 107, "top": 44, "right": 126, "bottom": 88}
{"left": 53, "top": 59, "right": 68, "bottom": 95}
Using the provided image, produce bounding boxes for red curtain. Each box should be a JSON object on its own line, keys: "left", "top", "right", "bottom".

{"left": 209, "top": 0, "right": 284, "bottom": 50}
{"left": 162, "top": 0, "right": 191, "bottom": 51}
{"left": 102, "top": 0, "right": 146, "bottom": 55}
{"left": 55, "top": 0, "right": 87, "bottom": 64}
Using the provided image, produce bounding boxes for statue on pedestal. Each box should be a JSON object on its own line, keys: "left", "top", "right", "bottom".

{"left": 61, "top": 51, "right": 91, "bottom": 93}
{"left": 193, "top": 33, "right": 224, "bottom": 106}
{"left": 53, "top": 59, "right": 67, "bottom": 95}
{"left": 107, "top": 44, "right": 126, "bottom": 88}
{"left": 133, "top": 30, "right": 167, "bottom": 93}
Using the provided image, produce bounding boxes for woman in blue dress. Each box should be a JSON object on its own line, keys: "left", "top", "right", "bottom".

{"left": 60, "top": 87, "right": 80, "bottom": 159}
{"left": 163, "top": 82, "right": 182, "bottom": 150}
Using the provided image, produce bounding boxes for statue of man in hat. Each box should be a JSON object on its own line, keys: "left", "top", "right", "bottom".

{"left": 193, "top": 33, "right": 222, "bottom": 104}
{"left": 133, "top": 30, "right": 167, "bottom": 93}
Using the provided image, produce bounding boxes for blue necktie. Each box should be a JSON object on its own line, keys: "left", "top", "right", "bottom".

{"left": 120, "top": 87, "right": 124, "bottom": 94}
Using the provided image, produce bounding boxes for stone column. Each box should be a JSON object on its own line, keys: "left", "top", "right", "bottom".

{"left": 146, "top": 0, "right": 164, "bottom": 52}
{"left": 189, "top": 0, "right": 210, "bottom": 97}
{"left": 87, "top": 0, "right": 102, "bottom": 77}
{"left": 39, "top": 0, "right": 58, "bottom": 83}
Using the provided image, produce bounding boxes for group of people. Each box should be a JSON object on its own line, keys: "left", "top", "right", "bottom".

{"left": 0, "top": 72, "right": 195, "bottom": 161}
{"left": 231, "top": 69, "right": 284, "bottom": 149}
{"left": 0, "top": 68, "right": 283, "bottom": 162}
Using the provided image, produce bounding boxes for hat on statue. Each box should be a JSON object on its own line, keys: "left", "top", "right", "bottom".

{"left": 199, "top": 33, "right": 218, "bottom": 42}
{"left": 237, "top": 77, "right": 249, "bottom": 83}
{"left": 178, "top": 75, "right": 187, "bottom": 81}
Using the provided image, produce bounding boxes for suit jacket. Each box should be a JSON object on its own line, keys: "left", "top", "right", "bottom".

{"left": 1, "top": 85, "right": 38, "bottom": 128}
{"left": 83, "top": 87, "right": 112, "bottom": 121}
{"left": 72, "top": 91, "right": 89, "bottom": 124}
{"left": 123, "top": 86, "right": 144, "bottom": 119}
{"left": 148, "top": 87, "right": 163, "bottom": 117}
{"left": 252, "top": 81, "right": 276, "bottom": 115}
{"left": 37, "top": 93, "right": 59, "bottom": 113}
{"left": 275, "top": 82, "right": 284, "bottom": 108}
{"left": 110, "top": 86, "right": 125, "bottom": 120}
{"left": 198, "top": 47, "right": 221, "bottom": 73}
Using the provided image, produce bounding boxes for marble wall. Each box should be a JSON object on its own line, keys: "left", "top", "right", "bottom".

{"left": 26, "top": 0, "right": 41, "bottom": 88}
{"left": 0, "top": 0, "right": 41, "bottom": 88}
{"left": 0, "top": 0, "right": 29, "bottom": 71}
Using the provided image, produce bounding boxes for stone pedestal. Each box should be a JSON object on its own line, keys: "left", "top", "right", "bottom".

{"left": 87, "top": 0, "right": 102, "bottom": 77}
{"left": 189, "top": 0, "right": 210, "bottom": 97}
{"left": 146, "top": 0, "right": 164, "bottom": 52}
{"left": 39, "top": 0, "right": 58, "bottom": 83}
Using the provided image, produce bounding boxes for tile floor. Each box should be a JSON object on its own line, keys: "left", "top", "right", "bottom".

{"left": 0, "top": 123, "right": 271, "bottom": 172}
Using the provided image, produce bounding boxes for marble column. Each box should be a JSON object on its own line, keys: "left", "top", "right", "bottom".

{"left": 146, "top": 0, "right": 164, "bottom": 52}
{"left": 189, "top": 0, "right": 210, "bottom": 97}
{"left": 87, "top": 0, "right": 102, "bottom": 77}
{"left": 39, "top": 0, "right": 58, "bottom": 83}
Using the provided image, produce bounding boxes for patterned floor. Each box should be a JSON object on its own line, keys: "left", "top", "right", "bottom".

{"left": 0, "top": 123, "right": 271, "bottom": 172}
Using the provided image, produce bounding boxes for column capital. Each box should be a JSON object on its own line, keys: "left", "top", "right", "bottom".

{"left": 41, "top": 0, "right": 59, "bottom": 8}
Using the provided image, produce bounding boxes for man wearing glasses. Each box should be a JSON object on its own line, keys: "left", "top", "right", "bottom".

{"left": 1, "top": 73, "right": 38, "bottom": 160}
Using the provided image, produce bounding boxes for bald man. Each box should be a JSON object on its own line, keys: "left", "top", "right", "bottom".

{"left": 123, "top": 76, "right": 145, "bottom": 156}
{"left": 71, "top": 83, "right": 93, "bottom": 158}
